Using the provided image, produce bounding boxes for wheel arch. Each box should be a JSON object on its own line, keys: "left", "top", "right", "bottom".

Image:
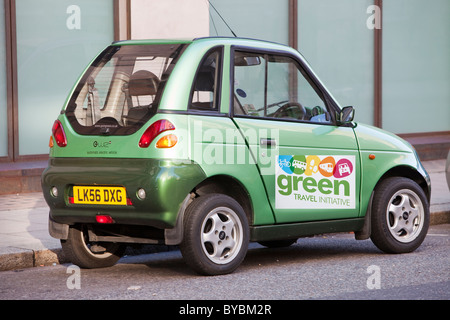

{"left": 193, "top": 175, "right": 254, "bottom": 225}
{"left": 355, "top": 164, "right": 430, "bottom": 241}
{"left": 164, "top": 174, "right": 254, "bottom": 245}
{"left": 376, "top": 165, "right": 430, "bottom": 202}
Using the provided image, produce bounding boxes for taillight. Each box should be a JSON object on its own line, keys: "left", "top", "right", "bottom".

{"left": 156, "top": 134, "right": 178, "bottom": 148}
{"left": 139, "top": 119, "right": 175, "bottom": 148}
{"left": 52, "top": 120, "right": 67, "bottom": 147}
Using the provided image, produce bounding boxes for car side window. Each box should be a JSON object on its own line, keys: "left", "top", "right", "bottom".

{"left": 189, "top": 48, "right": 222, "bottom": 112}
{"left": 233, "top": 51, "right": 331, "bottom": 123}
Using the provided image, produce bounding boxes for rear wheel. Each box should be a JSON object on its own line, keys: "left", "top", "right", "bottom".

{"left": 370, "top": 177, "right": 429, "bottom": 253}
{"left": 180, "top": 194, "right": 249, "bottom": 276}
{"left": 61, "top": 224, "right": 125, "bottom": 268}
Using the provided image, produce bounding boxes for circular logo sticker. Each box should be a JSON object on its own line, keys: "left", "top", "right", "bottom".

{"left": 334, "top": 158, "right": 353, "bottom": 178}
{"left": 291, "top": 155, "right": 307, "bottom": 175}
{"left": 278, "top": 155, "right": 293, "bottom": 174}
{"left": 318, "top": 156, "right": 336, "bottom": 177}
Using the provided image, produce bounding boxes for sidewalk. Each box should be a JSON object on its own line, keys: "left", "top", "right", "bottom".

{"left": 1, "top": 160, "right": 449, "bottom": 271}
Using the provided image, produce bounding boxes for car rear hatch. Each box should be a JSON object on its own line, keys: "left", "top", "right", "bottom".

{"left": 64, "top": 41, "right": 189, "bottom": 137}
{"left": 42, "top": 41, "right": 209, "bottom": 228}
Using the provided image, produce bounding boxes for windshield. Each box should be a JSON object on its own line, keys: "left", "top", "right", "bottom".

{"left": 66, "top": 43, "right": 187, "bottom": 135}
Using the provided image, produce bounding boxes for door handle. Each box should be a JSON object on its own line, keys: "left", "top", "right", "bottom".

{"left": 260, "top": 138, "right": 277, "bottom": 147}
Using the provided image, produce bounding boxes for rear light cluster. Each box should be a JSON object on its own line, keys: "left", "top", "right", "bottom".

{"left": 50, "top": 120, "right": 67, "bottom": 148}
{"left": 49, "top": 119, "right": 177, "bottom": 149}
{"left": 139, "top": 119, "right": 177, "bottom": 149}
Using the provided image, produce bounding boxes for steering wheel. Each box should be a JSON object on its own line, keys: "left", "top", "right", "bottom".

{"left": 273, "top": 102, "right": 307, "bottom": 120}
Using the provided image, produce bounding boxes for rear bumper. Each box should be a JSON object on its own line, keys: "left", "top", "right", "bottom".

{"left": 41, "top": 157, "right": 206, "bottom": 229}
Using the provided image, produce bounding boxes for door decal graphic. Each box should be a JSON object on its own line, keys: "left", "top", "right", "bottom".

{"left": 276, "top": 155, "right": 356, "bottom": 209}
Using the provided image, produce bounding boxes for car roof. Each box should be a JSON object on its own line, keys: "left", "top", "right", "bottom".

{"left": 111, "top": 37, "right": 341, "bottom": 112}
{"left": 112, "top": 36, "right": 295, "bottom": 52}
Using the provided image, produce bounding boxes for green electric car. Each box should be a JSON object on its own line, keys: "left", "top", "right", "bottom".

{"left": 42, "top": 37, "right": 431, "bottom": 275}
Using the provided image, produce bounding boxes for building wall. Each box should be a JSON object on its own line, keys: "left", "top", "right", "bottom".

{"left": 15, "top": 0, "right": 115, "bottom": 156}
{"left": 2, "top": 0, "right": 115, "bottom": 160}
{"left": 130, "top": 0, "right": 209, "bottom": 39}
{"left": 1, "top": 0, "right": 449, "bottom": 162}
{"left": 298, "top": 0, "right": 375, "bottom": 126}
{"left": 209, "top": 0, "right": 289, "bottom": 44}
{"left": 0, "top": 0, "right": 7, "bottom": 157}
{"left": 382, "top": 0, "right": 450, "bottom": 134}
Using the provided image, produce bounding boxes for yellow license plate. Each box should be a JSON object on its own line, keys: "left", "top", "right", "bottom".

{"left": 73, "top": 186, "right": 127, "bottom": 205}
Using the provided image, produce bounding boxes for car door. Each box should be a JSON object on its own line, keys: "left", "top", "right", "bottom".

{"left": 231, "top": 48, "right": 361, "bottom": 224}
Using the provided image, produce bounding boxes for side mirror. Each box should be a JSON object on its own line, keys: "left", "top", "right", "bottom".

{"left": 337, "top": 106, "right": 355, "bottom": 125}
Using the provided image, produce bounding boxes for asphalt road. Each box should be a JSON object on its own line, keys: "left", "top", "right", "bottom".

{"left": 1, "top": 224, "right": 448, "bottom": 303}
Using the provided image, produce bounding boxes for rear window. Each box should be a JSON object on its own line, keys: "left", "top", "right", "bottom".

{"left": 65, "top": 44, "right": 187, "bottom": 135}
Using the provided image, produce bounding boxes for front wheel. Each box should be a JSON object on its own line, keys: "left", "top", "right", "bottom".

{"left": 370, "top": 177, "right": 429, "bottom": 254}
{"left": 180, "top": 194, "right": 249, "bottom": 276}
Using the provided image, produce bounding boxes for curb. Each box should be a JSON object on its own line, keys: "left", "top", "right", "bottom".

{"left": 0, "top": 248, "right": 67, "bottom": 272}
{"left": 430, "top": 204, "right": 450, "bottom": 225}
{"left": 0, "top": 243, "right": 180, "bottom": 272}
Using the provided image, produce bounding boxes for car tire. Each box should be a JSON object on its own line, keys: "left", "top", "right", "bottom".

{"left": 61, "top": 224, "right": 125, "bottom": 268}
{"left": 370, "top": 177, "right": 429, "bottom": 254}
{"left": 180, "top": 193, "right": 249, "bottom": 276}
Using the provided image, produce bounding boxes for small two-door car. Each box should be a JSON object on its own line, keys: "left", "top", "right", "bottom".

{"left": 42, "top": 37, "right": 431, "bottom": 275}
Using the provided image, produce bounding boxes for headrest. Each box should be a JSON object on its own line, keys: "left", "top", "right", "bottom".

{"left": 128, "top": 70, "right": 160, "bottom": 96}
